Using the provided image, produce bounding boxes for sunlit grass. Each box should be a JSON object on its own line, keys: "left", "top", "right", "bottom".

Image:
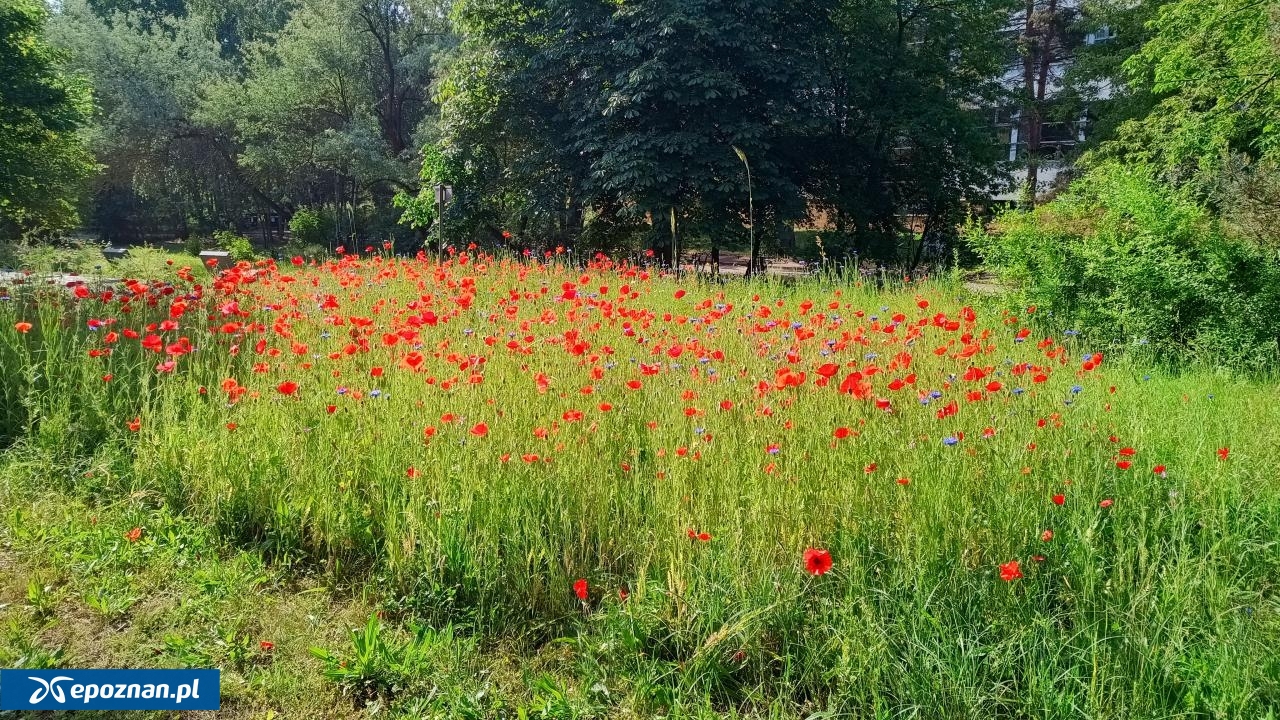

{"left": 1, "top": 252, "right": 1277, "bottom": 716}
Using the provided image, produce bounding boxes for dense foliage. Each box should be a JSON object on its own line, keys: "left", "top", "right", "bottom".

{"left": 0, "top": 0, "right": 95, "bottom": 239}
{"left": 968, "top": 0, "right": 1280, "bottom": 371}
{"left": 45, "top": 0, "right": 451, "bottom": 243}
{"left": 6, "top": 0, "right": 1019, "bottom": 263}
{"left": 415, "top": 0, "right": 1010, "bottom": 262}
{"left": 970, "top": 164, "right": 1280, "bottom": 369}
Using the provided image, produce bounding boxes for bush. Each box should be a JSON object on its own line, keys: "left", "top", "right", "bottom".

{"left": 213, "top": 230, "right": 257, "bottom": 262}
{"left": 181, "top": 235, "right": 206, "bottom": 256}
{"left": 288, "top": 208, "right": 325, "bottom": 247}
{"left": 968, "top": 163, "right": 1280, "bottom": 370}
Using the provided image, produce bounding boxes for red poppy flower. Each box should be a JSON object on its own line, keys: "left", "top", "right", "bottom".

{"left": 803, "top": 547, "right": 833, "bottom": 576}
{"left": 1041, "top": 529, "right": 1053, "bottom": 542}
{"left": 470, "top": 422, "right": 489, "bottom": 436}
{"left": 999, "top": 560, "right": 1022, "bottom": 581}
{"left": 1099, "top": 498, "right": 1113, "bottom": 508}
{"left": 1217, "top": 447, "right": 1230, "bottom": 461}
{"left": 13, "top": 322, "right": 32, "bottom": 333}
{"left": 124, "top": 527, "right": 142, "bottom": 543}
{"left": 277, "top": 381, "right": 299, "bottom": 396}
{"left": 260, "top": 640, "right": 275, "bottom": 651}
{"left": 573, "top": 578, "right": 588, "bottom": 601}
{"left": 1051, "top": 493, "right": 1065, "bottom": 506}
{"left": 1153, "top": 464, "right": 1166, "bottom": 476}
{"left": 126, "top": 417, "right": 141, "bottom": 432}
{"left": 833, "top": 427, "right": 852, "bottom": 440}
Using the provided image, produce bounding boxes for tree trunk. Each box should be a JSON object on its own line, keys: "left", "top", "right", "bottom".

{"left": 1021, "top": 0, "right": 1059, "bottom": 208}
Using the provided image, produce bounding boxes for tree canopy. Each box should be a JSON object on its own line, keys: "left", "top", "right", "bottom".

{"left": 3, "top": 0, "right": 1277, "bottom": 261}
{"left": 412, "top": 0, "right": 1012, "bottom": 264}
{"left": 1099, "top": 0, "right": 1280, "bottom": 173}
{"left": 0, "top": 0, "right": 95, "bottom": 239}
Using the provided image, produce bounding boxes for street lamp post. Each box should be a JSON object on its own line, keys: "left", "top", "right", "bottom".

{"left": 434, "top": 184, "right": 453, "bottom": 263}
{"left": 733, "top": 147, "right": 756, "bottom": 278}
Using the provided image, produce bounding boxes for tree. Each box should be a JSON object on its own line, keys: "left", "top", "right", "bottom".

{"left": 1091, "top": 0, "right": 1280, "bottom": 243}
{"left": 1106, "top": 0, "right": 1280, "bottom": 175}
{"left": 200, "top": 0, "right": 454, "bottom": 243}
{"left": 798, "top": 0, "right": 1011, "bottom": 260}
{"left": 434, "top": 0, "right": 823, "bottom": 262}
{"left": 1010, "top": 0, "right": 1078, "bottom": 207}
{"left": 49, "top": 0, "right": 258, "bottom": 240}
{"left": 48, "top": 0, "right": 450, "bottom": 243}
{"left": 0, "top": 0, "right": 95, "bottom": 239}
{"left": 1064, "top": 0, "right": 1174, "bottom": 150}
{"left": 428, "top": 0, "right": 1010, "bottom": 267}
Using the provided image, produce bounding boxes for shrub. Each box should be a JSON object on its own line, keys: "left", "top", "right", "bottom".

{"left": 181, "top": 235, "right": 206, "bottom": 257}
{"left": 968, "top": 163, "right": 1280, "bottom": 370}
{"left": 288, "top": 208, "right": 325, "bottom": 247}
{"left": 213, "top": 230, "right": 257, "bottom": 262}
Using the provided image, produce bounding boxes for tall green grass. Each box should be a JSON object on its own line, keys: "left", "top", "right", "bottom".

{"left": 1, "top": 255, "right": 1277, "bottom": 716}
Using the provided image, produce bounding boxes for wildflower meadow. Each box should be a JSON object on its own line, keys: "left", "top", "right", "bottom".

{"left": 1, "top": 250, "right": 1278, "bottom": 718}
